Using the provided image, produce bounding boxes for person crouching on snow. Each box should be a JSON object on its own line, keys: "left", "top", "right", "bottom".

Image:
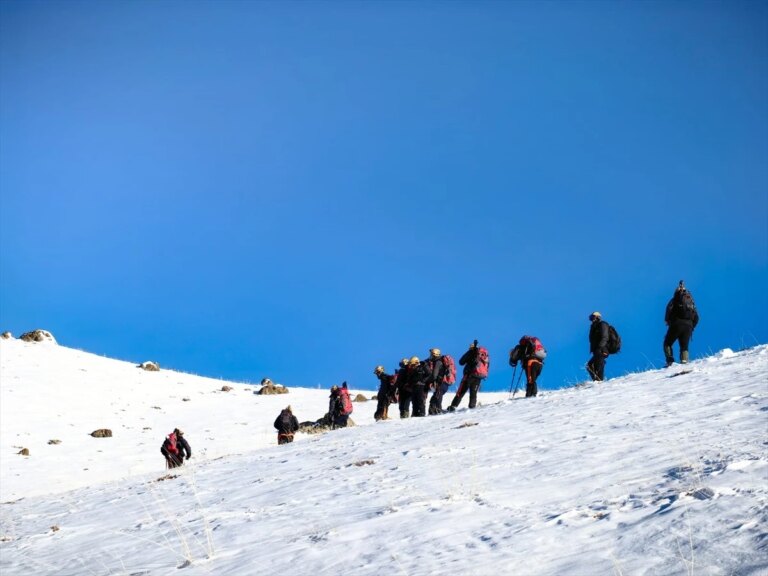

{"left": 274, "top": 405, "right": 299, "bottom": 445}
{"left": 161, "top": 428, "right": 191, "bottom": 469}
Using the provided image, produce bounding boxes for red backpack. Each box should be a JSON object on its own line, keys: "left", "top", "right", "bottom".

{"left": 339, "top": 387, "right": 353, "bottom": 415}
{"left": 473, "top": 347, "right": 490, "bottom": 379}
{"left": 442, "top": 355, "right": 456, "bottom": 385}
{"left": 165, "top": 432, "right": 178, "bottom": 455}
{"left": 521, "top": 336, "right": 547, "bottom": 361}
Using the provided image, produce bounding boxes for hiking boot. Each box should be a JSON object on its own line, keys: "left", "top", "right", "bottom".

{"left": 681, "top": 350, "right": 689, "bottom": 364}
{"left": 665, "top": 359, "right": 674, "bottom": 368}
{"left": 446, "top": 406, "right": 456, "bottom": 413}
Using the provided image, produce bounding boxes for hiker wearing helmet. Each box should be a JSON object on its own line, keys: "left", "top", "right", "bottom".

{"left": 160, "top": 428, "right": 191, "bottom": 469}
{"left": 587, "top": 312, "right": 610, "bottom": 381}
{"left": 426, "top": 348, "right": 455, "bottom": 414}
{"left": 373, "top": 365, "right": 396, "bottom": 421}
{"left": 664, "top": 280, "right": 699, "bottom": 367}
{"left": 274, "top": 406, "right": 299, "bottom": 445}
{"left": 402, "top": 356, "right": 430, "bottom": 417}
{"left": 448, "top": 340, "right": 490, "bottom": 411}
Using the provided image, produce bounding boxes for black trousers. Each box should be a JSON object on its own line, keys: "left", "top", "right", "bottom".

{"left": 664, "top": 320, "right": 694, "bottom": 356}
{"left": 429, "top": 383, "right": 450, "bottom": 414}
{"left": 450, "top": 375, "right": 482, "bottom": 409}
{"left": 525, "top": 359, "right": 543, "bottom": 397}
{"left": 398, "top": 387, "right": 412, "bottom": 418}
{"left": 587, "top": 353, "right": 606, "bottom": 381}
{"left": 411, "top": 384, "right": 427, "bottom": 417}
{"left": 374, "top": 387, "right": 390, "bottom": 420}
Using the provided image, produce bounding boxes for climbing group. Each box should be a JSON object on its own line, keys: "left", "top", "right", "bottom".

{"left": 370, "top": 340, "right": 490, "bottom": 420}
{"left": 162, "top": 280, "right": 700, "bottom": 456}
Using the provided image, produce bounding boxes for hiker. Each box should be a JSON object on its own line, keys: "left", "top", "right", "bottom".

{"left": 397, "top": 357, "right": 413, "bottom": 418}
{"left": 448, "top": 340, "right": 490, "bottom": 411}
{"left": 329, "top": 382, "right": 353, "bottom": 429}
{"left": 587, "top": 312, "right": 609, "bottom": 381}
{"left": 426, "top": 348, "right": 455, "bottom": 414}
{"left": 373, "top": 365, "right": 396, "bottom": 421}
{"left": 160, "top": 428, "right": 191, "bottom": 469}
{"left": 274, "top": 405, "right": 299, "bottom": 445}
{"left": 664, "top": 280, "right": 700, "bottom": 367}
{"left": 404, "top": 356, "right": 431, "bottom": 417}
{"left": 509, "top": 336, "right": 546, "bottom": 397}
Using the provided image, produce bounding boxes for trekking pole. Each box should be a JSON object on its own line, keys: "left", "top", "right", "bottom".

{"left": 508, "top": 366, "right": 518, "bottom": 399}
{"left": 512, "top": 368, "right": 524, "bottom": 398}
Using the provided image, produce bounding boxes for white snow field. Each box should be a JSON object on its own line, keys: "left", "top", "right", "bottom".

{"left": 1, "top": 338, "right": 766, "bottom": 575}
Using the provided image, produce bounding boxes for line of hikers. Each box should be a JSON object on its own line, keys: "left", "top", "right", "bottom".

{"left": 172, "top": 280, "right": 700, "bottom": 452}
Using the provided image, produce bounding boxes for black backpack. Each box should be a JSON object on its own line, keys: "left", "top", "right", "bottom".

{"left": 606, "top": 323, "right": 622, "bottom": 354}
{"left": 675, "top": 291, "right": 697, "bottom": 320}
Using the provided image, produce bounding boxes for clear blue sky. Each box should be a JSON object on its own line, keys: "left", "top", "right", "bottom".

{"left": 1, "top": 0, "right": 766, "bottom": 392}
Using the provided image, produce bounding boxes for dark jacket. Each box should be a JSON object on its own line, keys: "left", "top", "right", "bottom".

{"left": 376, "top": 371, "right": 396, "bottom": 394}
{"left": 274, "top": 409, "right": 299, "bottom": 435}
{"left": 161, "top": 433, "right": 191, "bottom": 460}
{"left": 509, "top": 339, "right": 538, "bottom": 366}
{"left": 665, "top": 289, "right": 699, "bottom": 328}
{"left": 459, "top": 347, "right": 480, "bottom": 375}
{"left": 424, "top": 357, "right": 445, "bottom": 389}
{"left": 589, "top": 320, "right": 610, "bottom": 355}
{"left": 405, "top": 362, "right": 430, "bottom": 388}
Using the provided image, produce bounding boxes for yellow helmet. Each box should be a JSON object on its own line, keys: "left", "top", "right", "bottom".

{"left": 374, "top": 365, "right": 385, "bottom": 375}
{"left": 409, "top": 356, "right": 420, "bottom": 365}
{"left": 429, "top": 348, "right": 441, "bottom": 357}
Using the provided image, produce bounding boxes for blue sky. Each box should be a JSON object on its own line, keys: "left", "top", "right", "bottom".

{"left": 1, "top": 0, "right": 766, "bottom": 392}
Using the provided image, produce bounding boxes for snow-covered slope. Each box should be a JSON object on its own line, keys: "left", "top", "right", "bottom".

{"left": 1, "top": 339, "right": 766, "bottom": 575}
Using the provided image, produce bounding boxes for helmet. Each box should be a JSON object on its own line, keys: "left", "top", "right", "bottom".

{"left": 261, "top": 377, "right": 272, "bottom": 386}
{"left": 400, "top": 357, "right": 410, "bottom": 367}
{"left": 589, "top": 311, "right": 602, "bottom": 321}
{"left": 429, "top": 348, "right": 441, "bottom": 357}
{"left": 409, "top": 356, "right": 420, "bottom": 365}
{"left": 374, "top": 365, "right": 385, "bottom": 375}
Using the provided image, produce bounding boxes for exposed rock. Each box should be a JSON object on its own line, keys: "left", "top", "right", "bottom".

{"left": 1, "top": 331, "right": 12, "bottom": 339}
{"left": 48, "top": 439, "right": 62, "bottom": 445}
{"left": 19, "top": 329, "right": 56, "bottom": 343}
{"left": 221, "top": 386, "right": 233, "bottom": 392}
{"left": 256, "top": 381, "right": 289, "bottom": 395}
{"left": 90, "top": 429, "right": 112, "bottom": 438}
{"left": 182, "top": 397, "right": 190, "bottom": 402}
{"left": 17, "top": 448, "right": 29, "bottom": 456}
{"left": 139, "top": 361, "right": 160, "bottom": 371}
{"left": 354, "top": 394, "right": 368, "bottom": 402}
{"left": 299, "top": 413, "right": 355, "bottom": 435}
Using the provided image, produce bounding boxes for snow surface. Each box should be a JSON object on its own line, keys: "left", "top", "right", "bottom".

{"left": 1, "top": 338, "right": 767, "bottom": 575}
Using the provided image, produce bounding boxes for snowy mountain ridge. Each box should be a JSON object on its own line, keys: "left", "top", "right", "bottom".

{"left": 1, "top": 339, "right": 766, "bottom": 575}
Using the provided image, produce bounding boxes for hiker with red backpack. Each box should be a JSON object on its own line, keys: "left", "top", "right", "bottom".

{"left": 509, "top": 336, "right": 546, "bottom": 397}
{"left": 664, "top": 280, "right": 699, "bottom": 367}
{"left": 426, "top": 348, "right": 456, "bottom": 415}
{"left": 274, "top": 406, "right": 299, "bottom": 444}
{"left": 160, "top": 428, "right": 191, "bottom": 469}
{"left": 329, "top": 382, "right": 353, "bottom": 429}
{"left": 447, "top": 340, "right": 490, "bottom": 411}
{"left": 373, "top": 365, "right": 396, "bottom": 421}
